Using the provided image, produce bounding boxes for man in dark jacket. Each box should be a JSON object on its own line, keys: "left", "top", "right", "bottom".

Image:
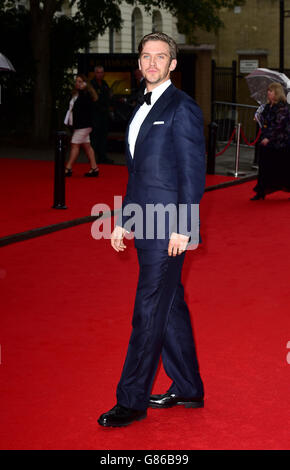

{"left": 90, "top": 65, "right": 113, "bottom": 164}
{"left": 98, "top": 33, "right": 206, "bottom": 428}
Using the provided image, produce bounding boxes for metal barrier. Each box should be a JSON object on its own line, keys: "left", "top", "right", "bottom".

{"left": 209, "top": 101, "right": 261, "bottom": 176}
{"left": 207, "top": 122, "right": 218, "bottom": 174}
{"left": 227, "top": 123, "right": 245, "bottom": 178}
{"left": 213, "top": 101, "right": 258, "bottom": 146}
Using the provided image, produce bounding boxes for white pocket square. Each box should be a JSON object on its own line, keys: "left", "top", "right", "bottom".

{"left": 153, "top": 121, "right": 165, "bottom": 125}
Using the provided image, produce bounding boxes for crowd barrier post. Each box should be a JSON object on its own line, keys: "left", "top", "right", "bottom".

{"left": 53, "top": 131, "right": 68, "bottom": 209}
{"left": 234, "top": 122, "right": 242, "bottom": 178}
{"left": 228, "top": 123, "right": 246, "bottom": 178}
{"left": 207, "top": 121, "right": 218, "bottom": 174}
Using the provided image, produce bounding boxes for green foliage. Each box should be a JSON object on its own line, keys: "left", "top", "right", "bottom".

{"left": 126, "top": 0, "right": 245, "bottom": 37}
{"left": 0, "top": 4, "right": 34, "bottom": 136}
{"left": 0, "top": 4, "right": 33, "bottom": 84}
{"left": 0, "top": 1, "right": 124, "bottom": 123}
{"left": 175, "top": 0, "right": 245, "bottom": 40}
{"left": 71, "top": 0, "right": 123, "bottom": 38}
{"left": 0, "top": 0, "right": 17, "bottom": 8}
{"left": 0, "top": 0, "right": 245, "bottom": 139}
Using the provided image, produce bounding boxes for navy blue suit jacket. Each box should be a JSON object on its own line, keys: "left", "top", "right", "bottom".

{"left": 117, "top": 83, "right": 206, "bottom": 250}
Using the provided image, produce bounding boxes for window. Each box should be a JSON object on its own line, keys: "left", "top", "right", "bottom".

{"left": 131, "top": 8, "right": 143, "bottom": 53}
{"left": 152, "top": 11, "right": 162, "bottom": 32}
{"left": 109, "top": 28, "right": 114, "bottom": 53}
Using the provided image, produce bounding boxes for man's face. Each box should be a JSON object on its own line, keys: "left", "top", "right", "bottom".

{"left": 95, "top": 68, "right": 104, "bottom": 80}
{"left": 138, "top": 40, "right": 177, "bottom": 89}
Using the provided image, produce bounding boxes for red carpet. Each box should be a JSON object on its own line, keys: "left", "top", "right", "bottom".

{"left": 0, "top": 181, "right": 290, "bottom": 449}
{"left": 0, "top": 158, "right": 234, "bottom": 238}
{"left": 0, "top": 159, "right": 128, "bottom": 238}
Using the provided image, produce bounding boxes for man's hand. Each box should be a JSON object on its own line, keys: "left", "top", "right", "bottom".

{"left": 111, "top": 225, "right": 127, "bottom": 252}
{"left": 168, "top": 232, "right": 189, "bottom": 257}
{"left": 261, "top": 138, "right": 269, "bottom": 146}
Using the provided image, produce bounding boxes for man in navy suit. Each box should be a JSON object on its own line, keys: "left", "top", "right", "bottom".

{"left": 98, "top": 32, "right": 206, "bottom": 427}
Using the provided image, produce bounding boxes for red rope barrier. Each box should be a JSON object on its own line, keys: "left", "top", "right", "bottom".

{"left": 206, "top": 125, "right": 261, "bottom": 159}
{"left": 240, "top": 127, "right": 261, "bottom": 146}
{"left": 215, "top": 127, "right": 237, "bottom": 157}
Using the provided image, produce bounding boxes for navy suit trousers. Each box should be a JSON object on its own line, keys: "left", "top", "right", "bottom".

{"left": 116, "top": 249, "right": 204, "bottom": 410}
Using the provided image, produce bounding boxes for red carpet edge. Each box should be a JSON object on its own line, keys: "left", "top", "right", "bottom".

{"left": 0, "top": 174, "right": 257, "bottom": 247}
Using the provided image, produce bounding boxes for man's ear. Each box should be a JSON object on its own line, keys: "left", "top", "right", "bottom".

{"left": 169, "top": 59, "right": 177, "bottom": 72}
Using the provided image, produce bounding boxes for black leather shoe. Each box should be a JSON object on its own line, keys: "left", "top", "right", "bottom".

{"left": 250, "top": 194, "right": 265, "bottom": 200}
{"left": 98, "top": 404, "right": 147, "bottom": 427}
{"left": 149, "top": 392, "right": 204, "bottom": 409}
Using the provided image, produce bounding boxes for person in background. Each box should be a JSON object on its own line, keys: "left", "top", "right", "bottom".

{"left": 65, "top": 74, "right": 99, "bottom": 177}
{"left": 251, "top": 82, "right": 290, "bottom": 200}
{"left": 127, "top": 68, "right": 146, "bottom": 109}
{"left": 90, "top": 65, "right": 114, "bottom": 164}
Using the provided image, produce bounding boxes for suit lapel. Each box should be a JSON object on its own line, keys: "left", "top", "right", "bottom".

{"left": 134, "top": 84, "right": 177, "bottom": 152}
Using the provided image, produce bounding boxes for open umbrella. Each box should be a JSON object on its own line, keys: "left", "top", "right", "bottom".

{"left": 0, "top": 52, "right": 15, "bottom": 72}
{"left": 245, "top": 68, "right": 290, "bottom": 104}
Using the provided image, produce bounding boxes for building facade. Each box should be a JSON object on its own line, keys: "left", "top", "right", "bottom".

{"left": 61, "top": 1, "right": 185, "bottom": 53}
{"left": 61, "top": 0, "right": 213, "bottom": 131}
{"left": 90, "top": 4, "right": 185, "bottom": 53}
{"left": 69, "top": 1, "right": 212, "bottom": 128}
{"left": 194, "top": 0, "right": 290, "bottom": 71}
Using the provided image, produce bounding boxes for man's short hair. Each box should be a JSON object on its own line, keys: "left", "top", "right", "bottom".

{"left": 138, "top": 32, "right": 178, "bottom": 61}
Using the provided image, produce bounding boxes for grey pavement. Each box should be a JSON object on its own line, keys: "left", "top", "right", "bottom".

{"left": 0, "top": 136, "right": 258, "bottom": 177}
{"left": 214, "top": 143, "right": 258, "bottom": 177}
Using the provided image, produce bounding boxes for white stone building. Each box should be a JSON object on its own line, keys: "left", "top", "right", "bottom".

{"left": 62, "top": 1, "right": 185, "bottom": 52}
{"left": 18, "top": 0, "right": 184, "bottom": 50}
{"left": 89, "top": 4, "right": 185, "bottom": 53}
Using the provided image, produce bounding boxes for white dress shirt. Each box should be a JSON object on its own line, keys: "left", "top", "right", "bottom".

{"left": 128, "top": 79, "right": 171, "bottom": 158}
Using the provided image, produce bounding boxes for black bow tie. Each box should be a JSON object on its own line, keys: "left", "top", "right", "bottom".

{"left": 137, "top": 91, "right": 152, "bottom": 106}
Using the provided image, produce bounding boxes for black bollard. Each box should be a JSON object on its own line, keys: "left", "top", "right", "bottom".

{"left": 207, "top": 121, "right": 218, "bottom": 175}
{"left": 53, "top": 131, "right": 68, "bottom": 209}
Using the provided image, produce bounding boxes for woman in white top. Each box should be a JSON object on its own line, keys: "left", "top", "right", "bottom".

{"left": 65, "top": 75, "right": 99, "bottom": 177}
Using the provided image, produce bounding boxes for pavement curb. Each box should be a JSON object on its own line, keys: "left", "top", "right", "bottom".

{"left": 0, "top": 174, "right": 257, "bottom": 247}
